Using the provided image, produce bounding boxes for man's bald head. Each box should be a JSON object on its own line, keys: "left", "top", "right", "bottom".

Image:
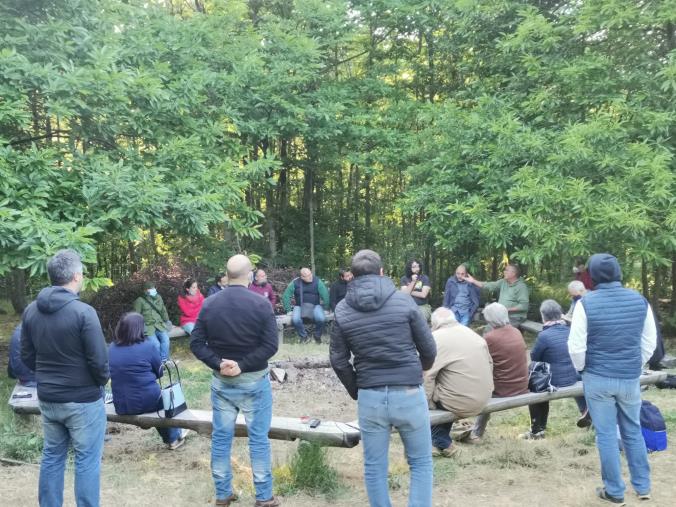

{"left": 300, "top": 268, "right": 313, "bottom": 283}
{"left": 226, "top": 254, "right": 253, "bottom": 285}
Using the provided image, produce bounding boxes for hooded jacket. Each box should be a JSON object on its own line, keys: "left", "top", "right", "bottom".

{"left": 330, "top": 275, "right": 437, "bottom": 399}
{"left": 21, "top": 286, "right": 109, "bottom": 403}
{"left": 581, "top": 253, "right": 648, "bottom": 379}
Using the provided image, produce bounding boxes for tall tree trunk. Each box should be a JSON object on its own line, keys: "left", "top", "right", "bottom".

{"left": 364, "top": 174, "right": 372, "bottom": 247}
{"left": 671, "top": 253, "right": 676, "bottom": 315}
{"left": 652, "top": 264, "right": 662, "bottom": 313}
{"left": 307, "top": 168, "right": 316, "bottom": 273}
{"left": 8, "top": 268, "right": 28, "bottom": 314}
{"left": 641, "top": 260, "right": 649, "bottom": 299}
{"left": 128, "top": 241, "right": 138, "bottom": 274}
{"left": 149, "top": 227, "right": 158, "bottom": 264}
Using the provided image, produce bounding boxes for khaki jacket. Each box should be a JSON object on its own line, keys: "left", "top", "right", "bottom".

{"left": 423, "top": 321, "right": 494, "bottom": 417}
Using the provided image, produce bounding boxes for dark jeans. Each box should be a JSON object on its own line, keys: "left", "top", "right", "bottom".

{"left": 431, "top": 422, "right": 454, "bottom": 450}
{"left": 529, "top": 396, "right": 587, "bottom": 434}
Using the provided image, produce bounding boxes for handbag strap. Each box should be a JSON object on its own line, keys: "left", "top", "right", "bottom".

{"left": 143, "top": 296, "right": 166, "bottom": 322}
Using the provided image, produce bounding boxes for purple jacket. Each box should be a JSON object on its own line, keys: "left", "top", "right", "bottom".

{"left": 248, "top": 282, "right": 276, "bottom": 308}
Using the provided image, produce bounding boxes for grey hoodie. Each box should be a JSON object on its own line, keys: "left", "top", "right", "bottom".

{"left": 330, "top": 275, "right": 436, "bottom": 399}
{"left": 21, "top": 286, "right": 109, "bottom": 403}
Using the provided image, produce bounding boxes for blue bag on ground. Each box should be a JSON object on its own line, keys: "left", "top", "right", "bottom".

{"left": 640, "top": 400, "right": 667, "bottom": 452}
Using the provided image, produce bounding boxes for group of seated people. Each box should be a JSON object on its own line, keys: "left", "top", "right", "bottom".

{"left": 424, "top": 298, "right": 591, "bottom": 457}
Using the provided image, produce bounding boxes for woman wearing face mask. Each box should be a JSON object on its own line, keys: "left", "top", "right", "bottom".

{"left": 177, "top": 278, "right": 204, "bottom": 335}
{"left": 133, "top": 281, "right": 172, "bottom": 361}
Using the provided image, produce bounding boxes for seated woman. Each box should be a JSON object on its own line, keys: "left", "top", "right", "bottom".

{"left": 109, "top": 312, "right": 188, "bottom": 450}
{"left": 522, "top": 299, "right": 590, "bottom": 439}
{"left": 177, "top": 278, "right": 205, "bottom": 335}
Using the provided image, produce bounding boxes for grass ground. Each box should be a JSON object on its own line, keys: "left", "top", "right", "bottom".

{"left": 1, "top": 301, "right": 675, "bottom": 506}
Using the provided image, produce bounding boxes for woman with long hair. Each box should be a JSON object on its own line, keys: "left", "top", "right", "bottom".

{"left": 108, "top": 312, "right": 188, "bottom": 450}
{"left": 177, "top": 278, "right": 205, "bottom": 335}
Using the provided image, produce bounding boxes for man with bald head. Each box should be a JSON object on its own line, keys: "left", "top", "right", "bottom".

{"left": 443, "top": 264, "right": 481, "bottom": 326}
{"left": 282, "top": 267, "right": 330, "bottom": 343}
{"left": 191, "top": 254, "right": 281, "bottom": 507}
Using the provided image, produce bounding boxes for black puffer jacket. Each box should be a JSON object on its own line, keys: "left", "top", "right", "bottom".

{"left": 330, "top": 275, "right": 436, "bottom": 399}
{"left": 21, "top": 286, "right": 109, "bottom": 403}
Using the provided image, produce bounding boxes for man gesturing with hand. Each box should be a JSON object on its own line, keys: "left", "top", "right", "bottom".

{"left": 191, "top": 254, "right": 280, "bottom": 507}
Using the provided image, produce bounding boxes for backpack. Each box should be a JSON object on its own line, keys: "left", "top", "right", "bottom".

{"left": 640, "top": 400, "right": 667, "bottom": 452}
{"left": 528, "top": 361, "right": 556, "bottom": 393}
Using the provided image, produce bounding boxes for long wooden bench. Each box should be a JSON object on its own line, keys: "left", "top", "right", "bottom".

{"left": 9, "top": 371, "right": 666, "bottom": 448}
{"left": 168, "top": 312, "right": 335, "bottom": 344}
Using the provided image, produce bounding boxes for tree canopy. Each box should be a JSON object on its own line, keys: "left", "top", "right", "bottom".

{"left": 1, "top": 0, "right": 674, "bottom": 320}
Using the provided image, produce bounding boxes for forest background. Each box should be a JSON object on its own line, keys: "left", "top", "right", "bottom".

{"left": 1, "top": 0, "right": 675, "bottom": 329}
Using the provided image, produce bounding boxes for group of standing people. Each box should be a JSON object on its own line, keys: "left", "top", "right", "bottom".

{"left": 13, "top": 246, "right": 659, "bottom": 507}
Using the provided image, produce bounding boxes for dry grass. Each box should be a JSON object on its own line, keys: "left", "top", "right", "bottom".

{"left": 1, "top": 305, "right": 676, "bottom": 506}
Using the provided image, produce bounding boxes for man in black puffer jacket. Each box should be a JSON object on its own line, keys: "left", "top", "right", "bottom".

{"left": 330, "top": 249, "right": 436, "bottom": 507}
{"left": 21, "top": 249, "right": 109, "bottom": 507}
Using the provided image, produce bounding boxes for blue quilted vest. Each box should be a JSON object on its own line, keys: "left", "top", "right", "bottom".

{"left": 581, "top": 281, "right": 647, "bottom": 379}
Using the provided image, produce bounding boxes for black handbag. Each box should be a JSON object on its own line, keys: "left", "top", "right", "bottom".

{"left": 528, "top": 361, "right": 556, "bottom": 393}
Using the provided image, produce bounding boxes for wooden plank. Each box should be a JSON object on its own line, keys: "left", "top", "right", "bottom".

{"left": 8, "top": 384, "right": 360, "bottom": 448}
{"left": 518, "top": 320, "right": 543, "bottom": 334}
{"left": 10, "top": 370, "right": 666, "bottom": 449}
{"left": 428, "top": 370, "right": 667, "bottom": 425}
{"left": 168, "top": 326, "right": 188, "bottom": 339}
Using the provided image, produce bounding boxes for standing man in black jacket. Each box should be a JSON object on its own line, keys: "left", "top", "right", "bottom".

{"left": 330, "top": 249, "right": 437, "bottom": 507}
{"left": 21, "top": 249, "right": 109, "bottom": 507}
{"left": 190, "top": 254, "right": 280, "bottom": 507}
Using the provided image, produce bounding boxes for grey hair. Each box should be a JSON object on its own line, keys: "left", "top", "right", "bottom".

{"left": 567, "top": 280, "right": 585, "bottom": 295}
{"left": 431, "top": 307, "right": 457, "bottom": 330}
{"left": 47, "top": 249, "right": 83, "bottom": 286}
{"left": 483, "top": 302, "right": 510, "bottom": 328}
{"left": 540, "top": 299, "right": 563, "bottom": 322}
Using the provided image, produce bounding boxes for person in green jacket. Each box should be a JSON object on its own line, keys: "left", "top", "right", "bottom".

{"left": 465, "top": 264, "right": 530, "bottom": 325}
{"left": 282, "top": 268, "right": 330, "bottom": 343}
{"left": 133, "top": 281, "right": 172, "bottom": 361}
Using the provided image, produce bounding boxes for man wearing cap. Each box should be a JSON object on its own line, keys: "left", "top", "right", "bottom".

{"left": 133, "top": 281, "right": 172, "bottom": 361}
{"left": 568, "top": 253, "right": 657, "bottom": 505}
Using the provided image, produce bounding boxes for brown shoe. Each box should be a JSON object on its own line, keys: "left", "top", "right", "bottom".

{"left": 215, "top": 493, "right": 238, "bottom": 506}
{"left": 254, "top": 497, "right": 280, "bottom": 507}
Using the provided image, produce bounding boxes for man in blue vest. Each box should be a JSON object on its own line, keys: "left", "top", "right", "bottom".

{"left": 568, "top": 253, "right": 657, "bottom": 505}
{"left": 282, "top": 267, "right": 330, "bottom": 343}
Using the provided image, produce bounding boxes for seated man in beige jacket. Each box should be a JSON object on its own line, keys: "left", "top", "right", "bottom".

{"left": 424, "top": 307, "right": 494, "bottom": 456}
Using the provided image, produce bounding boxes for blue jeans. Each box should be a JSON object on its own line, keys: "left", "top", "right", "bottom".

{"left": 147, "top": 329, "right": 170, "bottom": 361}
{"left": 583, "top": 372, "right": 651, "bottom": 498}
{"left": 358, "top": 386, "right": 433, "bottom": 507}
{"left": 452, "top": 309, "right": 471, "bottom": 326}
{"left": 152, "top": 399, "right": 182, "bottom": 444}
{"left": 211, "top": 374, "right": 273, "bottom": 502}
{"left": 39, "top": 398, "right": 107, "bottom": 507}
{"left": 291, "top": 305, "right": 326, "bottom": 340}
{"left": 182, "top": 322, "right": 195, "bottom": 335}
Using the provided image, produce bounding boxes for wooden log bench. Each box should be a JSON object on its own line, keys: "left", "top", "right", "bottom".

{"left": 167, "top": 312, "right": 336, "bottom": 344}
{"left": 9, "top": 371, "right": 666, "bottom": 448}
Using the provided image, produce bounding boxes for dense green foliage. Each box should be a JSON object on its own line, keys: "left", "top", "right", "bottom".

{"left": 1, "top": 1, "right": 674, "bottom": 317}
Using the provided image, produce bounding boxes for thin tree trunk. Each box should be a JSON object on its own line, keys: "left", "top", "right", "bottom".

{"left": 128, "top": 241, "right": 138, "bottom": 274}
{"left": 8, "top": 268, "right": 28, "bottom": 314}
{"left": 308, "top": 168, "right": 316, "bottom": 273}
{"left": 641, "top": 260, "right": 649, "bottom": 299}
{"left": 652, "top": 265, "right": 662, "bottom": 312}
{"left": 364, "top": 174, "right": 372, "bottom": 246}
{"left": 671, "top": 253, "right": 676, "bottom": 314}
